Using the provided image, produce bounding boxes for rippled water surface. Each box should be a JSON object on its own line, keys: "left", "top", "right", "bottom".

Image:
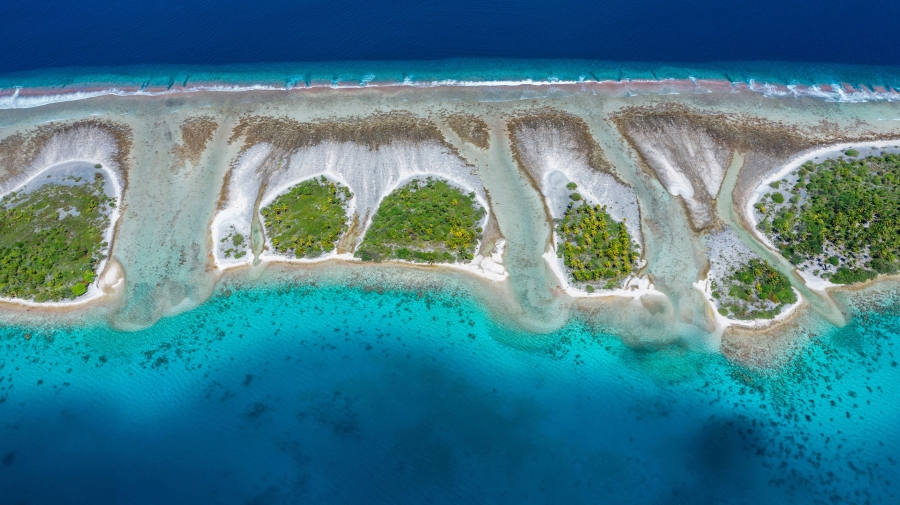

{"left": 2, "top": 0, "right": 900, "bottom": 72}
{"left": 0, "top": 284, "right": 897, "bottom": 504}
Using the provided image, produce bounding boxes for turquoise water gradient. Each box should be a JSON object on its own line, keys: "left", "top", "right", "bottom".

{"left": 0, "top": 283, "right": 897, "bottom": 504}
{"left": 4, "top": 60, "right": 900, "bottom": 90}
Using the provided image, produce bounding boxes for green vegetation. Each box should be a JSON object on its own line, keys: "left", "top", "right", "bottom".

{"left": 757, "top": 153, "right": 900, "bottom": 284}
{"left": 845, "top": 149, "right": 859, "bottom": 157}
{"left": 712, "top": 259, "right": 797, "bottom": 320}
{"left": 556, "top": 201, "right": 638, "bottom": 290}
{"left": 0, "top": 173, "right": 114, "bottom": 302}
{"left": 219, "top": 227, "right": 248, "bottom": 260}
{"left": 831, "top": 266, "right": 876, "bottom": 284}
{"left": 261, "top": 177, "right": 352, "bottom": 258}
{"left": 356, "top": 178, "right": 484, "bottom": 263}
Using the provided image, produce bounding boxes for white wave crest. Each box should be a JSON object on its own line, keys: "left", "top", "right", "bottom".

{"left": 2, "top": 75, "right": 899, "bottom": 109}
{"left": 0, "top": 83, "right": 284, "bottom": 109}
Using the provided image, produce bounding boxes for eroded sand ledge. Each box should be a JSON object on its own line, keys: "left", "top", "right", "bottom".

{"left": 212, "top": 113, "right": 507, "bottom": 281}
{"left": 0, "top": 86, "right": 898, "bottom": 367}
{"left": 0, "top": 121, "right": 129, "bottom": 309}
{"left": 506, "top": 109, "right": 657, "bottom": 301}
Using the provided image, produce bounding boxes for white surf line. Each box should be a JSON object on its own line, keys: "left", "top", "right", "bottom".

{"left": 4, "top": 76, "right": 899, "bottom": 110}
{"left": 745, "top": 140, "right": 900, "bottom": 292}
{"left": 0, "top": 84, "right": 284, "bottom": 109}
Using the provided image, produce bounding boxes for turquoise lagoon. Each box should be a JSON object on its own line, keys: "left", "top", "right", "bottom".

{"left": 0, "top": 281, "right": 897, "bottom": 504}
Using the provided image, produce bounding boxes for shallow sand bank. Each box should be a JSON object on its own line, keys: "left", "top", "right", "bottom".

{"left": 0, "top": 84, "right": 899, "bottom": 365}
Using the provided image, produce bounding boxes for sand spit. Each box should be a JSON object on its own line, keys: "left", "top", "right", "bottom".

{"left": 0, "top": 119, "right": 132, "bottom": 193}
{"left": 615, "top": 103, "right": 900, "bottom": 230}
{"left": 0, "top": 120, "right": 130, "bottom": 307}
{"left": 507, "top": 109, "right": 646, "bottom": 295}
{"left": 697, "top": 227, "right": 803, "bottom": 330}
{"left": 212, "top": 113, "right": 506, "bottom": 279}
{"left": 506, "top": 110, "right": 640, "bottom": 238}
{"left": 613, "top": 108, "right": 730, "bottom": 230}
{"left": 612, "top": 103, "right": 821, "bottom": 231}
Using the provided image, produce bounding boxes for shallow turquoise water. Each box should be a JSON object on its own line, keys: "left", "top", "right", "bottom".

{"left": 0, "top": 283, "right": 897, "bottom": 504}
{"left": 4, "top": 60, "right": 900, "bottom": 91}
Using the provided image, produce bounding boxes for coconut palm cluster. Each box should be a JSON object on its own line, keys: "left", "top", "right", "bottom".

{"left": 556, "top": 201, "right": 637, "bottom": 291}
{"left": 758, "top": 152, "right": 900, "bottom": 284}
{"left": 712, "top": 258, "right": 797, "bottom": 320}
{"left": 355, "top": 178, "right": 484, "bottom": 263}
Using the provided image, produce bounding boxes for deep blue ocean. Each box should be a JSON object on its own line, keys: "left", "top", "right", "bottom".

{"left": 2, "top": 0, "right": 900, "bottom": 70}
{"left": 1, "top": 0, "right": 900, "bottom": 90}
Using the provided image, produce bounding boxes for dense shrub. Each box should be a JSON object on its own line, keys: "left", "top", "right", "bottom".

{"left": 870, "top": 258, "right": 898, "bottom": 274}
{"left": 757, "top": 153, "right": 900, "bottom": 284}
{"left": 0, "top": 173, "right": 114, "bottom": 301}
{"left": 356, "top": 178, "right": 484, "bottom": 263}
{"left": 713, "top": 259, "right": 797, "bottom": 320}
{"left": 261, "top": 177, "right": 352, "bottom": 258}
{"left": 831, "top": 266, "right": 877, "bottom": 285}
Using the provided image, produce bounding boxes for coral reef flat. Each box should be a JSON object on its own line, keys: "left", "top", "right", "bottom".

{"left": 0, "top": 82, "right": 898, "bottom": 358}
{"left": 2, "top": 75, "right": 900, "bottom": 505}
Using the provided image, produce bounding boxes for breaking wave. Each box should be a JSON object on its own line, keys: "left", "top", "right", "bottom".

{"left": 1, "top": 60, "right": 900, "bottom": 109}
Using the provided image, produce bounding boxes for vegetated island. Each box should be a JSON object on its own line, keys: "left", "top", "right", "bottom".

{"left": 261, "top": 176, "right": 353, "bottom": 259}
{"left": 704, "top": 228, "right": 798, "bottom": 322}
{"left": 0, "top": 169, "right": 115, "bottom": 302}
{"left": 555, "top": 182, "right": 639, "bottom": 292}
{"left": 356, "top": 177, "right": 485, "bottom": 263}
{"left": 505, "top": 109, "right": 646, "bottom": 295}
{"left": 714, "top": 259, "right": 797, "bottom": 320}
{"left": 755, "top": 149, "right": 900, "bottom": 286}
{"left": 211, "top": 112, "right": 505, "bottom": 279}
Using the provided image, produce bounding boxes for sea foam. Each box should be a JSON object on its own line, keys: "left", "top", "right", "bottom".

{"left": 2, "top": 69, "right": 900, "bottom": 110}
